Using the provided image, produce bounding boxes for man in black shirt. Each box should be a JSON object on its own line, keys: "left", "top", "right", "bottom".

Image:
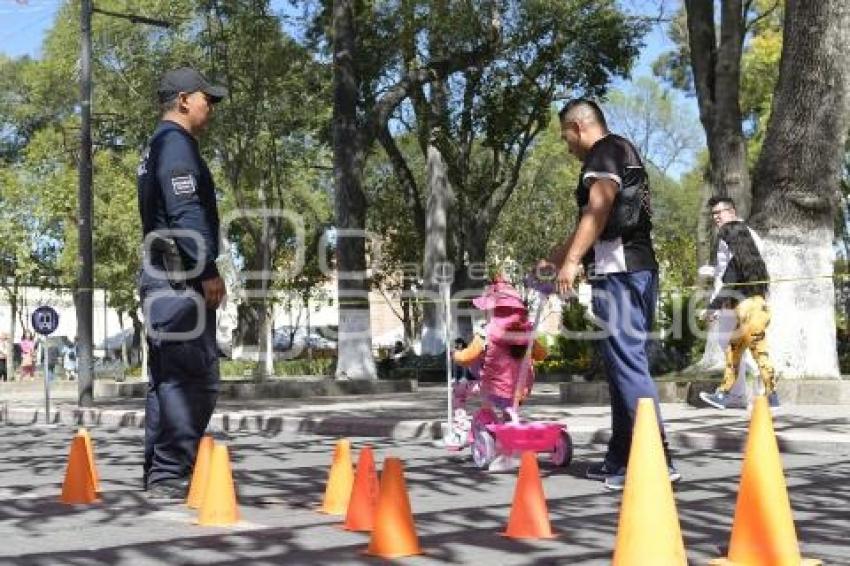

{"left": 137, "top": 67, "right": 227, "bottom": 500}
{"left": 540, "top": 99, "right": 679, "bottom": 490}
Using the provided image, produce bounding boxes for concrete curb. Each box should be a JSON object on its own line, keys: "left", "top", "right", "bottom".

{"left": 92, "top": 378, "right": 418, "bottom": 399}
{"left": 4, "top": 405, "right": 847, "bottom": 455}
{"left": 560, "top": 379, "right": 850, "bottom": 405}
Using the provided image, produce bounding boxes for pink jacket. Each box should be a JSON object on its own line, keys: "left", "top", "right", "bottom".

{"left": 483, "top": 317, "right": 546, "bottom": 400}
{"left": 453, "top": 316, "right": 547, "bottom": 401}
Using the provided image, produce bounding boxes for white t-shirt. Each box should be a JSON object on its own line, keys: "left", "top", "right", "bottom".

{"left": 710, "top": 225, "right": 764, "bottom": 304}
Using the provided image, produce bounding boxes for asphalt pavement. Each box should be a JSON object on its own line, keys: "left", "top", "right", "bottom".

{"left": 0, "top": 425, "right": 847, "bottom": 565}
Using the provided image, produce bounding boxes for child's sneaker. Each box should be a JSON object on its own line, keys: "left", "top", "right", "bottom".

{"left": 700, "top": 389, "right": 731, "bottom": 409}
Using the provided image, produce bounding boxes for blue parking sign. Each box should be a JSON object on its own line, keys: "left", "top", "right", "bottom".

{"left": 32, "top": 306, "right": 59, "bottom": 336}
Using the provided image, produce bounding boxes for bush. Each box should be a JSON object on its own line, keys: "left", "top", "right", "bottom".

{"left": 274, "top": 358, "right": 336, "bottom": 376}
{"left": 652, "top": 291, "right": 706, "bottom": 374}
{"left": 545, "top": 300, "right": 605, "bottom": 379}
{"left": 123, "top": 358, "right": 337, "bottom": 380}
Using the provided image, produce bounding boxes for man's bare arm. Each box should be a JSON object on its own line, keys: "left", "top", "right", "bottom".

{"left": 563, "top": 178, "right": 618, "bottom": 266}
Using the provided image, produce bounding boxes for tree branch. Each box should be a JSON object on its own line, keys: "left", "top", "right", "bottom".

{"left": 375, "top": 124, "right": 427, "bottom": 239}
{"left": 684, "top": 0, "right": 718, "bottom": 139}
{"left": 744, "top": 0, "right": 779, "bottom": 33}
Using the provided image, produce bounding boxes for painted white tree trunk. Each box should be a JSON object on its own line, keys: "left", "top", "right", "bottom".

{"left": 141, "top": 325, "right": 148, "bottom": 382}
{"left": 763, "top": 229, "right": 839, "bottom": 379}
{"left": 336, "top": 309, "right": 376, "bottom": 379}
{"left": 263, "top": 304, "right": 274, "bottom": 376}
{"left": 421, "top": 145, "right": 451, "bottom": 355}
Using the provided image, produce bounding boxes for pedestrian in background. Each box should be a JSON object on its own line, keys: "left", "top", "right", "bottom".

{"left": 700, "top": 219, "right": 779, "bottom": 410}
{"left": 19, "top": 331, "right": 35, "bottom": 380}
{"left": 0, "top": 332, "right": 9, "bottom": 382}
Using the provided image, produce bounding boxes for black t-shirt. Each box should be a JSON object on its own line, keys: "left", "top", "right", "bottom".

{"left": 575, "top": 134, "right": 657, "bottom": 275}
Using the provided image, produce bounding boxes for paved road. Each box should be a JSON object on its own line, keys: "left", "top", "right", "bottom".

{"left": 0, "top": 425, "right": 846, "bottom": 565}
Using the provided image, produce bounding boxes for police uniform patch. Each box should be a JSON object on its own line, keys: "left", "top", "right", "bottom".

{"left": 171, "top": 174, "right": 197, "bottom": 195}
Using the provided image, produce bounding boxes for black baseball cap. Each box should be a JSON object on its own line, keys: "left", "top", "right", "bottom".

{"left": 158, "top": 67, "right": 228, "bottom": 104}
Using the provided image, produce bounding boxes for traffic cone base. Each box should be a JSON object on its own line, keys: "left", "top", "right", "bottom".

{"left": 343, "top": 445, "right": 379, "bottom": 532}
{"left": 196, "top": 444, "right": 239, "bottom": 526}
{"left": 612, "top": 398, "right": 686, "bottom": 565}
{"left": 709, "top": 559, "right": 821, "bottom": 566}
{"left": 187, "top": 435, "right": 214, "bottom": 509}
{"left": 320, "top": 439, "right": 354, "bottom": 515}
{"left": 502, "top": 452, "right": 554, "bottom": 539}
{"left": 365, "top": 457, "right": 422, "bottom": 558}
{"left": 61, "top": 435, "right": 99, "bottom": 505}
{"left": 711, "top": 396, "right": 821, "bottom": 566}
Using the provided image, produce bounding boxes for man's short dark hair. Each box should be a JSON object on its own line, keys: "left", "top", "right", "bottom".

{"left": 707, "top": 196, "right": 736, "bottom": 210}
{"left": 559, "top": 98, "right": 608, "bottom": 129}
{"left": 160, "top": 96, "right": 180, "bottom": 115}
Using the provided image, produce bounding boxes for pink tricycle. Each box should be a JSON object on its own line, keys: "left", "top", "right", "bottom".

{"left": 470, "top": 398, "right": 573, "bottom": 470}
{"left": 469, "top": 281, "right": 573, "bottom": 470}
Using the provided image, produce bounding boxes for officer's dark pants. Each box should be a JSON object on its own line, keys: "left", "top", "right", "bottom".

{"left": 142, "top": 282, "right": 219, "bottom": 488}
{"left": 590, "top": 270, "right": 670, "bottom": 470}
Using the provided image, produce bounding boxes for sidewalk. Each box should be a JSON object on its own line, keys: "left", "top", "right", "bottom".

{"left": 3, "top": 383, "right": 848, "bottom": 454}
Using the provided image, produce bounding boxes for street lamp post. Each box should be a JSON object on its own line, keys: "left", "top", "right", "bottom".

{"left": 77, "top": 0, "right": 94, "bottom": 407}
{"left": 77, "top": 2, "right": 173, "bottom": 407}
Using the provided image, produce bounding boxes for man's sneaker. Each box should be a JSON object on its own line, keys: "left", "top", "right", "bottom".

{"left": 668, "top": 463, "right": 682, "bottom": 483}
{"left": 724, "top": 393, "right": 749, "bottom": 409}
{"left": 145, "top": 481, "right": 187, "bottom": 501}
{"left": 767, "top": 391, "right": 781, "bottom": 409}
{"left": 700, "top": 390, "right": 731, "bottom": 410}
{"left": 603, "top": 471, "right": 626, "bottom": 491}
{"left": 604, "top": 465, "right": 682, "bottom": 491}
{"left": 586, "top": 460, "right": 622, "bottom": 481}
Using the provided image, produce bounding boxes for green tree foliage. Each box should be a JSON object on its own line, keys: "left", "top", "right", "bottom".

{"left": 488, "top": 111, "right": 580, "bottom": 274}
{"left": 653, "top": 0, "right": 783, "bottom": 165}
{"left": 1, "top": 0, "right": 332, "bottom": 362}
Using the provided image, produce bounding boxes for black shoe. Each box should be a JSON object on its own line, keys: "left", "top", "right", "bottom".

{"left": 604, "top": 465, "right": 683, "bottom": 491}
{"left": 586, "top": 460, "right": 623, "bottom": 481}
{"left": 145, "top": 481, "right": 187, "bottom": 501}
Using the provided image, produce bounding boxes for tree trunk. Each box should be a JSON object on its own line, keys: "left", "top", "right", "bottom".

{"left": 5, "top": 283, "right": 18, "bottom": 377}
{"left": 255, "top": 219, "right": 276, "bottom": 379}
{"left": 453, "top": 220, "right": 490, "bottom": 340}
{"left": 685, "top": 0, "right": 754, "bottom": 370}
{"left": 421, "top": 144, "right": 453, "bottom": 354}
{"left": 117, "top": 311, "right": 129, "bottom": 367}
{"left": 749, "top": 0, "right": 850, "bottom": 379}
{"left": 684, "top": 0, "right": 751, "bottom": 220}
{"left": 333, "top": 0, "right": 377, "bottom": 380}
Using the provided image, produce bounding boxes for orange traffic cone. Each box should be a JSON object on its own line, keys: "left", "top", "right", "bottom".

{"left": 320, "top": 439, "right": 354, "bottom": 515}
{"left": 343, "top": 445, "right": 380, "bottom": 531}
{"left": 612, "top": 398, "right": 686, "bottom": 566}
{"left": 60, "top": 435, "right": 99, "bottom": 504}
{"left": 503, "top": 451, "right": 554, "bottom": 539}
{"left": 187, "top": 435, "right": 214, "bottom": 509}
{"left": 77, "top": 428, "right": 99, "bottom": 492}
{"left": 709, "top": 396, "right": 821, "bottom": 566}
{"left": 366, "top": 457, "right": 422, "bottom": 558}
{"left": 197, "top": 444, "right": 240, "bottom": 526}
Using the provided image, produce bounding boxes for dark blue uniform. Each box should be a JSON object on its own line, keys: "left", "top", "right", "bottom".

{"left": 137, "top": 120, "right": 221, "bottom": 489}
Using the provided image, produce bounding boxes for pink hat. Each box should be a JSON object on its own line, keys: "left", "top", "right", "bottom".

{"left": 472, "top": 276, "right": 526, "bottom": 311}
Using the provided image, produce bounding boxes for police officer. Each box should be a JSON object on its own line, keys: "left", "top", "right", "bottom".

{"left": 137, "top": 67, "right": 227, "bottom": 500}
